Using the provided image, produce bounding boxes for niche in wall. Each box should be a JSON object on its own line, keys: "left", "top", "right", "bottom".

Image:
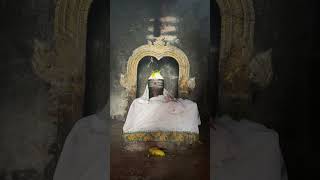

{"left": 137, "top": 56, "right": 179, "bottom": 98}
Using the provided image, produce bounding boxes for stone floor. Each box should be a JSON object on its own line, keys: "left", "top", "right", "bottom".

{"left": 110, "top": 120, "right": 210, "bottom": 180}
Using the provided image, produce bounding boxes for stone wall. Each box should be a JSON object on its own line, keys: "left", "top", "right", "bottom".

{"left": 250, "top": 0, "right": 314, "bottom": 179}
{"left": 110, "top": 0, "right": 210, "bottom": 120}
{"left": 0, "top": 0, "right": 56, "bottom": 179}
{"left": 0, "top": 0, "right": 108, "bottom": 179}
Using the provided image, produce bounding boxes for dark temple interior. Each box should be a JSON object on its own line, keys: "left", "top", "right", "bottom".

{"left": 0, "top": 0, "right": 317, "bottom": 179}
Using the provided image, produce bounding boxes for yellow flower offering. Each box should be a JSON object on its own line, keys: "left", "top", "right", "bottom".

{"left": 148, "top": 147, "right": 166, "bottom": 157}
{"left": 149, "top": 70, "right": 164, "bottom": 79}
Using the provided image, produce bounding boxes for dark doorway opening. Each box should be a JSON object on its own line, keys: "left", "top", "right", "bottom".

{"left": 208, "top": 0, "right": 221, "bottom": 118}
{"left": 84, "top": 0, "right": 109, "bottom": 116}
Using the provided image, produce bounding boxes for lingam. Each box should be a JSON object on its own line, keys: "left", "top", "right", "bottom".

{"left": 148, "top": 70, "right": 164, "bottom": 98}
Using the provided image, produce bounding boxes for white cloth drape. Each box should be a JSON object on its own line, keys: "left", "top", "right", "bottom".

{"left": 53, "top": 108, "right": 109, "bottom": 180}
{"left": 211, "top": 115, "right": 288, "bottom": 180}
{"left": 53, "top": 103, "right": 287, "bottom": 180}
{"left": 123, "top": 85, "right": 201, "bottom": 133}
{"left": 53, "top": 112, "right": 288, "bottom": 180}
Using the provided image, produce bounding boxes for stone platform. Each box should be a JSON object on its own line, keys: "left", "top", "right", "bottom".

{"left": 123, "top": 131, "right": 199, "bottom": 151}
{"left": 111, "top": 120, "right": 210, "bottom": 180}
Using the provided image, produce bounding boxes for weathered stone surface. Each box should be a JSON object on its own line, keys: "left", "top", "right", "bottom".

{"left": 2, "top": 0, "right": 312, "bottom": 179}
{"left": 0, "top": 0, "right": 57, "bottom": 179}
{"left": 11, "top": 169, "right": 41, "bottom": 180}
{"left": 216, "top": 0, "right": 255, "bottom": 117}
{"left": 123, "top": 131, "right": 199, "bottom": 144}
{"left": 0, "top": 0, "right": 102, "bottom": 179}
{"left": 249, "top": 48, "right": 273, "bottom": 88}
{"left": 111, "top": 0, "right": 211, "bottom": 119}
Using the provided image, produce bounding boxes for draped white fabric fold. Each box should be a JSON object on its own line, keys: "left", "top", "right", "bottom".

{"left": 53, "top": 106, "right": 109, "bottom": 180}
{"left": 123, "top": 85, "right": 201, "bottom": 133}
{"left": 53, "top": 109, "right": 287, "bottom": 180}
{"left": 211, "top": 115, "right": 288, "bottom": 180}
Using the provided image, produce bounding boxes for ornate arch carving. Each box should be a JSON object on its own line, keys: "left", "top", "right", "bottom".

{"left": 215, "top": 0, "right": 255, "bottom": 115}
{"left": 216, "top": 0, "right": 255, "bottom": 60}
{"left": 33, "top": 0, "right": 93, "bottom": 82}
{"left": 31, "top": 0, "right": 256, "bottom": 123}
{"left": 32, "top": 0, "right": 93, "bottom": 124}
{"left": 120, "top": 39, "right": 194, "bottom": 99}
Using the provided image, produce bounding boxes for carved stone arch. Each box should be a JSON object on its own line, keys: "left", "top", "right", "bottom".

{"left": 120, "top": 41, "right": 194, "bottom": 100}
{"left": 215, "top": 0, "right": 255, "bottom": 116}
{"left": 33, "top": 0, "right": 94, "bottom": 125}
{"left": 216, "top": 0, "right": 255, "bottom": 59}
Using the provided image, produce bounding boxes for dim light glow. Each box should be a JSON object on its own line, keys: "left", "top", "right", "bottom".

{"left": 146, "top": 16, "right": 179, "bottom": 44}
{"left": 150, "top": 17, "right": 178, "bottom": 23}
{"left": 146, "top": 35, "right": 177, "bottom": 42}
{"left": 146, "top": 34, "right": 155, "bottom": 40}
{"left": 160, "top": 16, "right": 178, "bottom": 23}
{"left": 147, "top": 26, "right": 154, "bottom": 32}
{"left": 148, "top": 26, "right": 177, "bottom": 33}
{"left": 161, "top": 25, "right": 176, "bottom": 33}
